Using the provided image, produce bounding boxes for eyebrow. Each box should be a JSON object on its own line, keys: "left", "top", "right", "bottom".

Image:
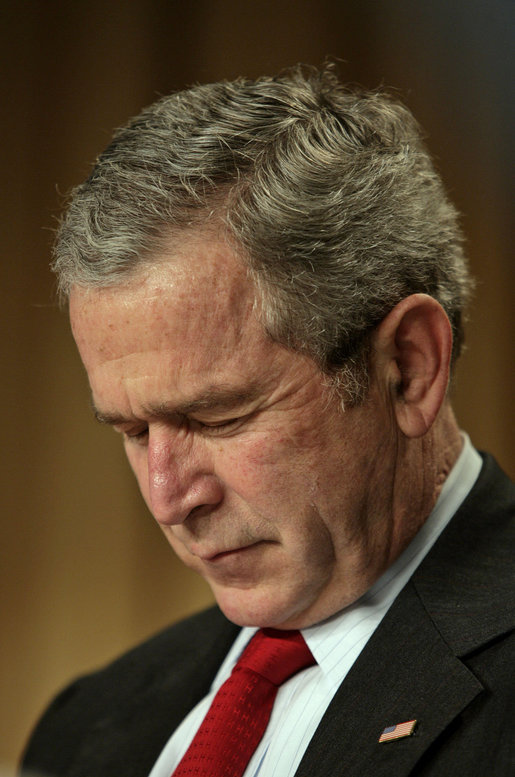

{"left": 92, "top": 384, "right": 262, "bottom": 427}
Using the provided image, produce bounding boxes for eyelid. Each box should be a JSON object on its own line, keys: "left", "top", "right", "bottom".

{"left": 122, "top": 426, "right": 149, "bottom": 444}
{"left": 117, "top": 411, "right": 251, "bottom": 441}
{"left": 192, "top": 415, "right": 246, "bottom": 435}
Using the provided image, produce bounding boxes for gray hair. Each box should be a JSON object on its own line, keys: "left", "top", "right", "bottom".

{"left": 54, "top": 64, "right": 472, "bottom": 402}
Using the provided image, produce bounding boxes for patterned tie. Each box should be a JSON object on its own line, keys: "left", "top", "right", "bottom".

{"left": 172, "top": 628, "right": 315, "bottom": 777}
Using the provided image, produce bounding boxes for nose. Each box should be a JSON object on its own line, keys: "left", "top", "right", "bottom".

{"left": 146, "top": 433, "right": 223, "bottom": 525}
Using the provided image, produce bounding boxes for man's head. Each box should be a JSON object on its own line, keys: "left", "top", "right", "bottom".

{"left": 61, "top": 66, "right": 471, "bottom": 629}
{"left": 55, "top": 64, "right": 471, "bottom": 403}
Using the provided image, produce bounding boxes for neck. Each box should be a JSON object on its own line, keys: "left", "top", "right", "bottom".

{"left": 388, "top": 401, "right": 463, "bottom": 565}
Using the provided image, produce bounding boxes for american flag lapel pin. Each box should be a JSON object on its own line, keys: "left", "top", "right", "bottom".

{"left": 378, "top": 719, "right": 417, "bottom": 743}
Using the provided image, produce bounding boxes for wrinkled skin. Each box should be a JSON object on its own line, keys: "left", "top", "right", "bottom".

{"left": 70, "top": 237, "right": 459, "bottom": 629}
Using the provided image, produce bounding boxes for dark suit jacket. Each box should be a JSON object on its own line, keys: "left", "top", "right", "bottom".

{"left": 21, "top": 454, "right": 514, "bottom": 776}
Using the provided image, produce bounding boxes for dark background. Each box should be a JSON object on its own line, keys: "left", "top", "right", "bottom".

{"left": 1, "top": 0, "right": 513, "bottom": 769}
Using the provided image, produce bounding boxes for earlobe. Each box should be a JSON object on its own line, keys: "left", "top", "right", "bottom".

{"left": 373, "top": 294, "right": 453, "bottom": 438}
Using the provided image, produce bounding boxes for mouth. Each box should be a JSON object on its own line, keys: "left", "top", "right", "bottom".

{"left": 199, "top": 541, "right": 266, "bottom": 563}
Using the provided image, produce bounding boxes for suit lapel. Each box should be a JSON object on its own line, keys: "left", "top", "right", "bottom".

{"left": 295, "top": 580, "right": 483, "bottom": 776}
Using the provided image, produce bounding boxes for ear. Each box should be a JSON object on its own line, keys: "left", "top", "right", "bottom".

{"left": 372, "top": 294, "right": 453, "bottom": 438}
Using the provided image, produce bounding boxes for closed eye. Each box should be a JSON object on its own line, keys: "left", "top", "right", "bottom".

{"left": 122, "top": 416, "right": 245, "bottom": 443}
{"left": 123, "top": 426, "right": 149, "bottom": 444}
{"left": 192, "top": 416, "right": 246, "bottom": 436}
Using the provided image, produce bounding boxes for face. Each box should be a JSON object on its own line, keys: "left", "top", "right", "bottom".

{"left": 70, "top": 238, "right": 400, "bottom": 629}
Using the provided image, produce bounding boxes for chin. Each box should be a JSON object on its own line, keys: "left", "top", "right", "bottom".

{"left": 213, "top": 585, "right": 316, "bottom": 630}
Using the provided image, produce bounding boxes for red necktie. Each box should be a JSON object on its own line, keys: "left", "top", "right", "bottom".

{"left": 172, "top": 628, "right": 315, "bottom": 777}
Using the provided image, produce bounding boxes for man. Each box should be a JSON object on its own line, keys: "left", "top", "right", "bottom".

{"left": 22, "top": 65, "right": 513, "bottom": 776}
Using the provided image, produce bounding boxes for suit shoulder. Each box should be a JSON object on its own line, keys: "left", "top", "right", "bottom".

{"left": 95, "top": 605, "right": 237, "bottom": 678}
{"left": 31, "top": 605, "right": 237, "bottom": 714}
{"left": 21, "top": 607, "right": 239, "bottom": 777}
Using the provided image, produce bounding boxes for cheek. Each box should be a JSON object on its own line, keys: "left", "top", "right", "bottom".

{"left": 219, "top": 433, "right": 295, "bottom": 495}
{"left": 218, "top": 433, "right": 326, "bottom": 536}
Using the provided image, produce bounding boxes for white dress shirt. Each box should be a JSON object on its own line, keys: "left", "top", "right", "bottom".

{"left": 149, "top": 435, "right": 482, "bottom": 777}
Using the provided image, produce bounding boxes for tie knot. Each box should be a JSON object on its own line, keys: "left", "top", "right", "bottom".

{"left": 235, "top": 628, "right": 315, "bottom": 686}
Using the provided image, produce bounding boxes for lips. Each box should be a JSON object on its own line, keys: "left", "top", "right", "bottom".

{"left": 196, "top": 541, "right": 266, "bottom": 562}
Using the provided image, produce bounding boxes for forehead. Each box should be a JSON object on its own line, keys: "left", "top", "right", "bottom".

{"left": 70, "top": 238, "right": 258, "bottom": 364}
{"left": 68, "top": 238, "right": 284, "bottom": 418}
